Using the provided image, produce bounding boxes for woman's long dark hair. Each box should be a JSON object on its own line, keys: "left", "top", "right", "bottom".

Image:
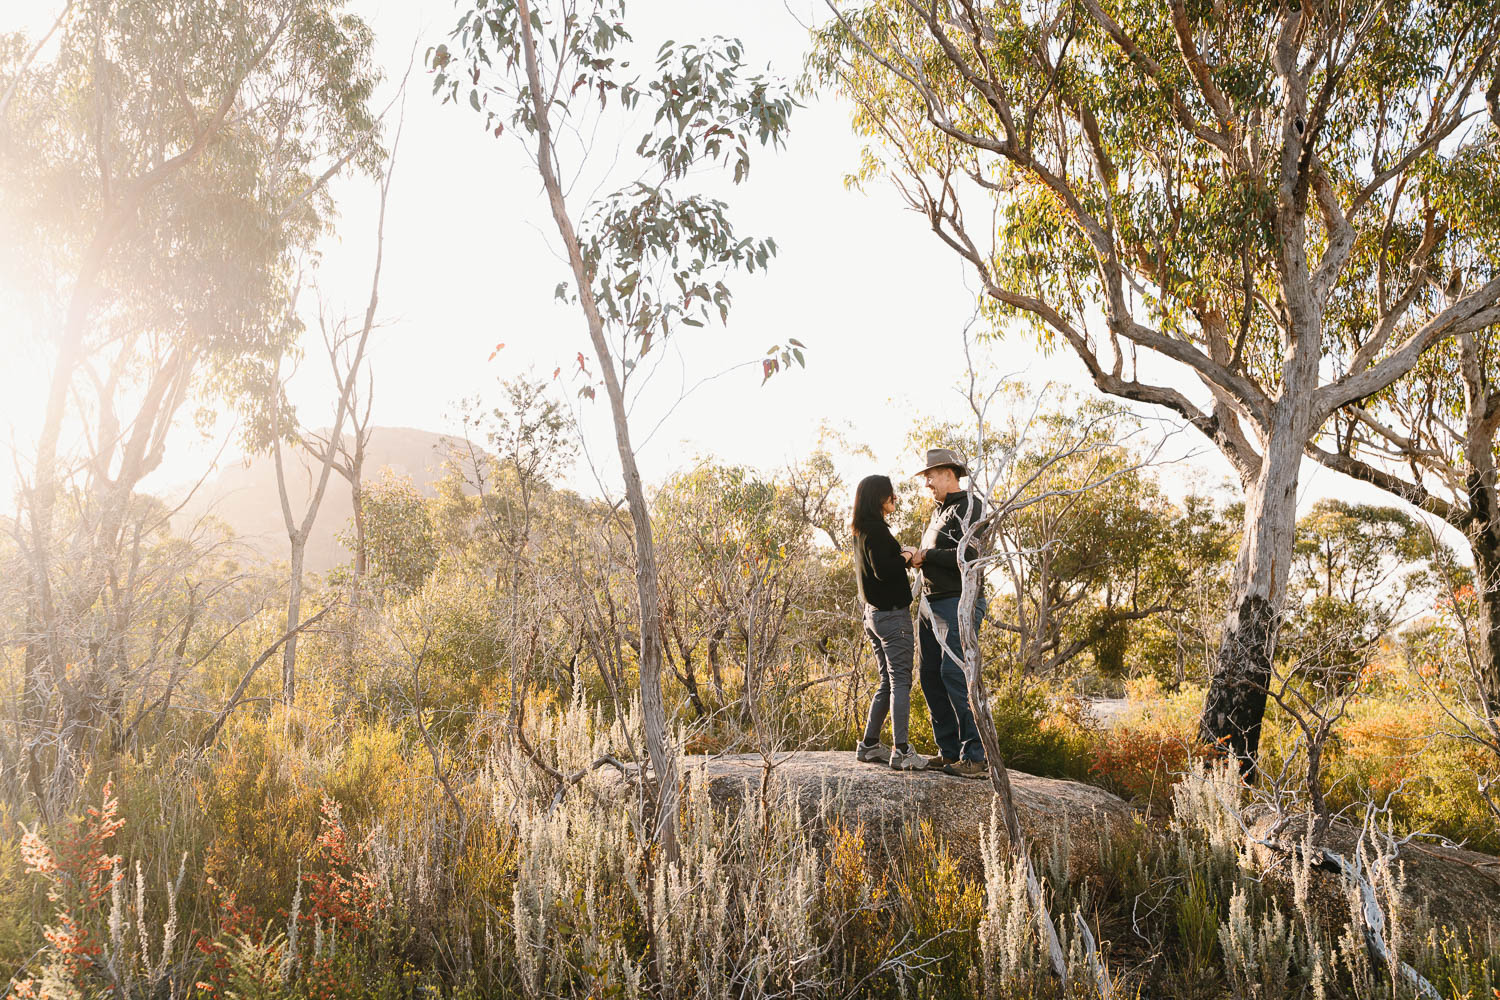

{"left": 851, "top": 474, "right": 895, "bottom": 537}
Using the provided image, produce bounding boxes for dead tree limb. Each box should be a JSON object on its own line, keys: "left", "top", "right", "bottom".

{"left": 196, "top": 604, "right": 333, "bottom": 751}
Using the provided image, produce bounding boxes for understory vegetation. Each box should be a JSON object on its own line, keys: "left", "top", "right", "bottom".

{"left": 6, "top": 0, "right": 1500, "bottom": 994}
{"left": 4, "top": 386, "right": 1500, "bottom": 998}
{"left": 3, "top": 699, "right": 1499, "bottom": 1000}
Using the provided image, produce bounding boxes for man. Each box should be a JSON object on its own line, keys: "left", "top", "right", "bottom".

{"left": 906, "top": 448, "right": 988, "bottom": 779}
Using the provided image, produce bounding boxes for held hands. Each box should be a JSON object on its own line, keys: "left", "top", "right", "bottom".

{"left": 902, "top": 546, "right": 926, "bottom": 568}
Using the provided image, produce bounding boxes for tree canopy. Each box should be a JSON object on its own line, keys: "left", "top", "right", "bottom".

{"left": 812, "top": 0, "right": 1500, "bottom": 766}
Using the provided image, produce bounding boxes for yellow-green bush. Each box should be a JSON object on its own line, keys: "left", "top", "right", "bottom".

{"left": 1318, "top": 697, "right": 1499, "bottom": 852}
{"left": 0, "top": 801, "right": 42, "bottom": 978}
{"left": 195, "top": 715, "right": 325, "bottom": 917}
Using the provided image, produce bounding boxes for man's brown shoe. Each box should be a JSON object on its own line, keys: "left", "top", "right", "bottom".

{"left": 924, "top": 755, "right": 955, "bottom": 771}
{"left": 944, "top": 759, "right": 988, "bottom": 779}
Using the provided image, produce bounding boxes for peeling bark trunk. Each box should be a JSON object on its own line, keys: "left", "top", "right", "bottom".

{"left": 1306, "top": 721, "right": 1331, "bottom": 842}
{"left": 1461, "top": 331, "right": 1500, "bottom": 720}
{"left": 1201, "top": 593, "right": 1276, "bottom": 766}
{"left": 707, "top": 624, "right": 727, "bottom": 701}
{"left": 1468, "top": 501, "right": 1500, "bottom": 719}
{"left": 21, "top": 604, "right": 45, "bottom": 725}
{"left": 341, "top": 444, "right": 367, "bottom": 672}
{"left": 271, "top": 129, "right": 388, "bottom": 710}
{"left": 26, "top": 291, "right": 91, "bottom": 700}
{"left": 351, "top": 466, "right": 367, "bottom": 582}
{"left": 739, "top": 601, "right": 758, "bottom": 725}
{"left": 665, "top": 633, "right": 707, "bottom": 720}
{"left": 1200, "top": 427, "right": 1300, "bottom": 770}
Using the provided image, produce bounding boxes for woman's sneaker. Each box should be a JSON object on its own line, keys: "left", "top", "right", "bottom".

{"left": 855, "top": 741, "right": 891, "bottom": 764}
{"left": 889, "top": 746, "right": 928, "bottom": 770}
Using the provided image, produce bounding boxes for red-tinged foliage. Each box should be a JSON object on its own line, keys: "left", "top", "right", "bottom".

{"left": 304, "top": 797, "right": 382, "bottom": 934}
{"left": 190, "top": 877, "right": 262, "bottom": 1000}
{"left": 6, "top": 781, "right": 125, "bottom": 998}
{"left": 19, "top": 779, "right": 124, "bottom": 907}
{"left": 1437, "top": 584, "right": 1476, "bottom": 611}
{"left": 193, "top": 799, "right": 385, "bottom": 1000}
{"left": 4, "top": 778, "right": 393, "bottom": 1000}
{"left": 1091, "top": 727, "right": 1210, "bottom": 807}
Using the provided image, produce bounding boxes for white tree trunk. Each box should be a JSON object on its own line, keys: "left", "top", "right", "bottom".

{"left": 1200, "top": 414, "right": 1303, "bottom": 768}
{"left": 283, "top": 538, "right": 306, "bottom": 705}
{"left": 514, "top": 0, "right": 679, "bottom": 863}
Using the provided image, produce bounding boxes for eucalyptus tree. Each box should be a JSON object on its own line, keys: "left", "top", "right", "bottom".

{"left": 654, "top": 463, "right": 817, "bottom": 723}
{"left": 1132, "top": 491, "right": 1237, "bottom": 689}
{"left": 350, "top": 472, "right": 439, "bottom": 600}
{"left": 1, "top": 0, "right": 382, "bottom": 734}
{"left": 305, "top": 328, "right": 378, "bottom": 587}
{"left": 813, "top": 1, "right": 1500, "bottom": 768}
{"left": 458, "top": 373, "right": 577, "bottom": 588}
{"left": 785, "top": 427, "right": 873, "bottom": 552}
{"left": 431, "top": 0, "right": 795, "bottom": 860}
{"left": 1281, "top": 499, "right": 1437, "bottom": 688}
{"left": 1307, "top": 215, "right": 1500, "bottom": 714}
{"left": 250, "top": 105, "right": 398, "bottom": 707}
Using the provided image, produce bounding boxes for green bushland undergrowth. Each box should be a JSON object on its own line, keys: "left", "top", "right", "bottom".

{"left": 1089, "top": 672, "right": 1500, "bottom": 853}
{"left": 3, "top": 696, "right": 1497, "bottom": 1000}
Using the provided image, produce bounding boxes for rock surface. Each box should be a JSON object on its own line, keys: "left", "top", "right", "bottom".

{"left": 676, "top": 751, "right": 1133, "bottom": 866}
{"left": 1247, "top": 812, "right": 1500, "bottom": 929}
{"left": 1084, "top": 697, "right": 1132, "bottom": 728}
{"left": 612, "top": 752, "right": 1500, "bottom": 925}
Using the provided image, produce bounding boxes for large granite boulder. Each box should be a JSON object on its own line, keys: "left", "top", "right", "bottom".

{"left": 1247, "top": 810, "right": 1500, "bottom": 929}
{"left": 607, "top": 752, "right": 1500, "bottom": 925}
{"left": 673, "top": 751, "right": 1133, "bottom": 867}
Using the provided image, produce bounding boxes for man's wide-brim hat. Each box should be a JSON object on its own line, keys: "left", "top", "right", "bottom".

{"left": 915, "top": 448, "right": 968, "bottom": 478}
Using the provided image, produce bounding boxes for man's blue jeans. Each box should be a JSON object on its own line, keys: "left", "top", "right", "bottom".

{"left": 918, "top": 595, "right": 987, "bottom": 763}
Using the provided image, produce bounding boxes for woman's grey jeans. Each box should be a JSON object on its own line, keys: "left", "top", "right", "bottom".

{"left": 861, "top": 605, "right": 916, "bottom": 748}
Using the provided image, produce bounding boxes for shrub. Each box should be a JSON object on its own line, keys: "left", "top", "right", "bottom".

{"left": 8, "top": 687, "right": 1500, "bottom": 1000}
{"left": 6, "top": 782, "right": 125, "bottom": 1000}
{"left": 1091, "top": 727, "right": 1204, "bottom": 808}
{"left": 984, "top": 675, "right": 1095, "bottom": 782}
{"left": 0, "top": 802, "right": 41, "bottom": 978}
{"left": 816, "top": 821, "right": 895, "bottom": 991}
{"left": 889, "top": 819, "right": 984, "bottom": 993}
{"left": 1089, "top": 682, "right": 1206, "bottom": 808}
{"left": 195, "top": 718, "right": 323, "bottom": 919}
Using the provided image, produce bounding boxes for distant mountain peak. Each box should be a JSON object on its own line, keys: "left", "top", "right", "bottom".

{"left": 173, "top": 426, "right": 458, "bottom": 572}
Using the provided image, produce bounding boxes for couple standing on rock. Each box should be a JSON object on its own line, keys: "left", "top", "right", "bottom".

{"left": 851, "top": 448, "right": 989, "bottom": 779}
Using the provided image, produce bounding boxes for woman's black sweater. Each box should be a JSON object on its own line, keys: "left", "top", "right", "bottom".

{"left": 853, "top": 522, "right": 914, "bottom": 611}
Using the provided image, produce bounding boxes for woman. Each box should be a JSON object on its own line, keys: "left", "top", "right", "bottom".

{"left": 851, "top": 474, "right": 926, "bottom": 770}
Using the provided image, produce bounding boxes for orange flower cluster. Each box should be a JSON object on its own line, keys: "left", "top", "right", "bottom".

{"left": 192, "top": 877, "right": 261, "bottom": 997}
{"left": 6, "top": 781, "right": 125, "bottom": 999}
{"left": 6, "top": 783, "right": 391, "bottom": 1000}
{"left": 194, "top": 797, "right": 386, "bottom": 1000}
{"left": 304, "top": 797, "right": 382, "bottom": 934}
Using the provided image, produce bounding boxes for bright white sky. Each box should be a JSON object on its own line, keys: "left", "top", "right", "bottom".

{"left": 0, "top": 0, "right": 1402, "bottom": 527}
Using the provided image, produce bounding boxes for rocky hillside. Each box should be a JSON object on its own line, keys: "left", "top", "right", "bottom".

{"left": 172, "top": 426, "right": 456, "bottom": 572}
